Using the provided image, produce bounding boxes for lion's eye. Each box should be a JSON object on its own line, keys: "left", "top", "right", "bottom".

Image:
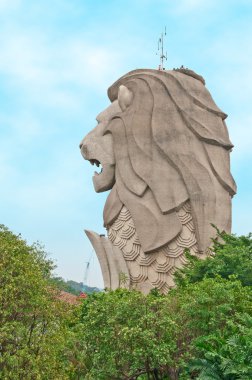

{"left": 103, "top": 117, "right": 120, "bottom": 136}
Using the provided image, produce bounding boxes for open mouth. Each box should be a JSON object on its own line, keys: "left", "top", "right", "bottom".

{"left": 85, "top": 156, "right": 115, "bottom": 193}
{"left": 89, "top": 159, "right": 103, "bottom": 176}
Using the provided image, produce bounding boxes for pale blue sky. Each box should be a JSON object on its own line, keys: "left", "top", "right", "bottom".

{"left": 0, "top": 0, "right": 251, "bottom": 288}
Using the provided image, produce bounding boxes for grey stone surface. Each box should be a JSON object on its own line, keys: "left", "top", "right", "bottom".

{"left": 80, "top": 69, "right": 236, "bottom": 293}
{"left": 85, "top": 230, "right": 130, "bottom": 290}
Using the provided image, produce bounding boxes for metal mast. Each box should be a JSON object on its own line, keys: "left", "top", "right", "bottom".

{"left": 156, "top": 27, "right": 167, "bottom": 70}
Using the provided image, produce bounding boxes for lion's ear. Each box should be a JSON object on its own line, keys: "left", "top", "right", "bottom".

{"left": 118, "top": 85, "right": 133, "bottom": 111}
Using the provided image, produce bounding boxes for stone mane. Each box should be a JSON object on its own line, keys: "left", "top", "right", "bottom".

{"left": 80, "top": 68, "right": 236, "bottom": 293}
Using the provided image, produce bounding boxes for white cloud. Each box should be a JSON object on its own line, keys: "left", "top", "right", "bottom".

{"left": 0, "top": 0, "right": 20, "bottom": 12}
{"left": 67, "top": 40, "right": 121, "bottom": 89}
{"left": 171, "top": 0, "right": 216, "bottom": 13}
{"left": 0, "top": 0, "right": 251, "bottom": 285}
{"left": 0, "top": 112, "right": 42, "bottom": 142}
{"left": 0, "top": 26, "right": 122, "bottom": 111}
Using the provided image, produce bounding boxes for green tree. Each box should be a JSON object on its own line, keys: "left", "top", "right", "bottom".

{"left": 0, "top": 225, "right": 73, "bottom": 379}
{"left": 78, "top": 289, "right": 176, "bottom": 380}
{"left": 70, "top": 231, "right": 252, "bottom": 379}
{"left": 3, "top": 224, "right": 250, "bottom": 380}
{"left": 50, "top": 276, "right": 80, "bottom": 295}
{"left": 170, "top": 230, "right": 252, "bottom": 379}
{"left": 168, "top": 277, "right": 252, "bottom": 379}
{"left": 76, "top": 277, "right": 252, "bottom": 380}
{"left": 188, "top": 313, "right": 252, "bottom": 379}
{"left": 51, "top": 277, "right": 101, "bottom": 295}
{"left": 174, "top": 230, "right": 252, "bottom": 287}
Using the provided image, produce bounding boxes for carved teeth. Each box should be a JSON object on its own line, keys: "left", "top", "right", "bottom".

{"left": 94, "top": 165, "right": 103, "bottom": 176}
{"left": 89, "top": 159, "right": 100, "bottom": 167}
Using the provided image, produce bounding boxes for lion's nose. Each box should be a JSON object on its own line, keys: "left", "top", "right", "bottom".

{"left": 80, "top": 143, "right": 89, "bottom": 158}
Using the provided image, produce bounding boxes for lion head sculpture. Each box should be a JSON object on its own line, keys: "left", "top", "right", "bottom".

{"left": 80, "top": 69, "right": 236, "bottom": 292}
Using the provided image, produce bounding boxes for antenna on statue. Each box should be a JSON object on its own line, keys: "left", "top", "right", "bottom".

{"left": 156, "top": 27, "right": 167, "bottom": 70}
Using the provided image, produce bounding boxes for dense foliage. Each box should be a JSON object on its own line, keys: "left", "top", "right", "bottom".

{"left": 174, "top": 229, "right": 252, "bottom": 287}
{"left": 77, "top": 278, "right": 251, "bottom": 380}
{"left": 1, "top": 225, "right": 252, "bottom": 379}
{"left": 76, "top": 230, "right": 252, "bottom": 379}
{"left": 0, "top": 225, "right": 73, "bottom": 379}
{"left": 189, "top": 313, "right": 252, "bottom": 379}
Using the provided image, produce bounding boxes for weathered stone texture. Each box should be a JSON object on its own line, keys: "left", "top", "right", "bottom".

{"left": 80, "top": 68, "right": 236, "bottom": 293}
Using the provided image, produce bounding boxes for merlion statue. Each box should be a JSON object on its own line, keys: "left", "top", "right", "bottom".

{"left": 80, "top": 68, "right": 236, "bottom": 294}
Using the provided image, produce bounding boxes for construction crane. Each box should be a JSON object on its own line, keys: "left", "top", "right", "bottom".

{"left": 83, "top": 250, "right": 93, "bottom": 286}
{"left": 83, "top": 260, "right": 90, "bottom": 285}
